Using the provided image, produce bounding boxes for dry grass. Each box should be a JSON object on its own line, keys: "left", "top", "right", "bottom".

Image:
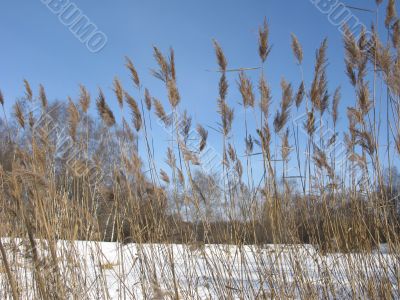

{"left": 0, "top": 1, "right": 400, "bottom": 298}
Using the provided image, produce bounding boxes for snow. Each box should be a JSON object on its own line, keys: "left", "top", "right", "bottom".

{"left": 0, "top": 239, "right": 398, "bottom": 299}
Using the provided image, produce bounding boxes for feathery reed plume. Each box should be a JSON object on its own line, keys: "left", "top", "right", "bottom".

{"left": 180, "top": 110, "right": 192, "bottom": 143}
{"left": 144, "top": 88, "right": 152, "bottom": 110}
{"left": 305, "top": 110, "right": 316, "bottom": 136}
{"left": 23, "top": 79, "right": 33, "bottom": 101}
{"left": 177, "top": 168, "right": 184, "bottom": 185}
{"left": 165, "top": 147, "right": 176, "bottom": 168}
{"left": 79, "top": 85, "right": 90, "bottom": 113}
{"left": 228, "top": 143, "right": 237, "bottom": 161}
{"left": 13, "top": 101, "right": 25, "bottom": 128}
{"left": 167, "top": 47, "right": 181, "bottom": 107}
{"left": 29, "top": 111, "right": 35, "bottom": 128}
{"left": 196, "top": 124, "right": 208, "bottom": 152}
{"left": 167, "top": 77, "right": 180, "bottom": 108}
{"left": 259, "top": 76, "right": 271, "bottom": 117}
{"left": 357, "top": 28, "right": 369, "bottom": 55}
{"left": 125, "top": 92, "right": 142, "bottom": 132}
{"left": 125, "top": 57, "right": 140, "bottom": 88}
{"left": 152, "top": 46, "right": 169, "bottom": 82}
{"left": 160, "top": 169, "right": 170, "bottom": 184}
{"left": 332, "top": 87, "right": 341, "bottom": 125}
{"left": 385, "top": 0, "right": 397, "bottom": 29}
{"left": 343, "top": 26, "right": 369, "bottom": 86}
{"left": 377, "top": 44, "right": 392, "bottom": 77}
{"left": 67, "top": 97, "right": 80, "bottom": 142}
{"left": 181, "top": 142, "right": 200, "bottom": 165}
{"left": 219, "top": 73, "right": 228, "bottom": 101}
{"left": 310, "top": 39, "right": 329, "bottom": 114}
{"left": 113, "top": 77, "right": 124, "bottom": 109}
{"left": 39, "top": 84, "right": 48, "bottom": 109}
{"left": 328, "top": 133, "right": 338, "bottom": 147}
{"left": 245, "top": 135, "right": 254, "bottom": 154}
{"left": 152, "top": 47, "right": 180, "bottom": 107}
{"left": 354, "top": 129, "right": 376, "bottom": 156}
{"left": 258, "top": 17, "right": 271, "bottom": 63}
{"left": 376, "top": 0, "right": 383, "bottom": 5}
{"left": 169, "top": 48, "right": 176, "bottom": 81}
{"left": 357, "top": 83, "right": 372, "bottom": 115}
{"left": 281, "top": 128, "right": 291, "bottom": 162}
{"left": 347, "top": 107, "right": 364, "bottom": 125}
{"left": 153, "top": 98, "right": 171, "bottom": 126}
{"left": 313, "top": 144, "right": 333, "bottom": 177}
{"left": 343, "top": 26, "right": 361, "bottom": 67}
{"left": 257, "top": 122, "right": 272, "bottom": 161}
{"left": 212, "top": 40, "right": 227, "bottom": 72}
{"left": 218, "top": 98, "right": 234, "bottom": 135}
{"left": 318, "top": 72, "right": 329, "bottom": 114}
{"left": 291, "top": 33, "right": 303, "bottom": 64}
{"left": 393, "top": 20, "right": 400, "bottom": 48}
{"left": 295, "top": 81, "right": 305, "bottom": 108}
{"left": 235, "top": 159, "right": 243, "bottom": 179}
{"left": 273, "top": 78, "right": 293, "bottom": 133}
{"left": 0, "top": 89, "right": 3, "bottom": 106}
{"left": 346, "top": 62, "right": 357, "bottom": 86}
{"left": 96, "top": 89, "right": 115, "bottom": 127}
{"left": 238, "top": 71, "right": 255, "bottom": 107}
{"left": 122, "top": 118, "right": 135, "bottom": 142}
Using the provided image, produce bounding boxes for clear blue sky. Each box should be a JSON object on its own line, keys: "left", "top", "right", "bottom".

{"left": 0, "top": 1, "right": 396, "bottom": 186}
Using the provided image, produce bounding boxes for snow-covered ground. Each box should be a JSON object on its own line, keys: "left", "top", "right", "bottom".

{"left": 0, "top": 239, "right": 398, "bottom": 299}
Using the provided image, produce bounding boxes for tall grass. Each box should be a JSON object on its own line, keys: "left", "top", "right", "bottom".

{"left": 0, "top": 0, "right": 400, "bottom": 298}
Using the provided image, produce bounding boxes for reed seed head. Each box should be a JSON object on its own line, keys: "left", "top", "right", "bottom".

{"left": 96, "top": 89, "right": 115, "bottom": 127}
{"left": 125, "top": 92, "right": 142, "bottom": 132}
{"left": 39, "top": 84, "right": 48, "bottom": 109}
{"left": 79, "top": 85, "right": 90, "bottom": 113}
{"left": 113, "top": 77, "right": 124, "bottom": 109}
{"left": 258, "top": 17, "right": 271, "bottom": 63}
{"left": 213, "top": 40, "right": 227, "bottom": 72}
{"left": 23, "top": 79, "right": 33, "bottom": 101}
{"left": 125, "top": 57, "right": 140, "bottom": 88}
{"left": 0, "top": 89, "right": 4, "bottom": 106}
{"left": 238, "top": 71, "right": 255, "bottom": 108}
{"left": 291, "top": 33, "right": 303, "bottom": 64}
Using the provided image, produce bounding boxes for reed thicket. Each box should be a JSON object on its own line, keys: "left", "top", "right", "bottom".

{"left": 0, "top": 0, "right": 400, "bottom": 298}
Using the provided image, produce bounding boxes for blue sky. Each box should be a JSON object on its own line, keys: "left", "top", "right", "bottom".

{"left": 0, "top": 1, "right": 397, "bottom": 187}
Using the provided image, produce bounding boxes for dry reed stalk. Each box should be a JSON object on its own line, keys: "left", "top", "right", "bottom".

{"left": 0, "top": 239, "right": 19, "bottom": 300}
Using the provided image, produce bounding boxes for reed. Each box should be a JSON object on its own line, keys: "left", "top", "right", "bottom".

{"left": 0, "top": 2, "right": 399, "bottom": 298}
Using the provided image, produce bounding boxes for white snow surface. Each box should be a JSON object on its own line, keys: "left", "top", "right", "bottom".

{"left": 0, "top": 239, "right": 398, "bottom": 299}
